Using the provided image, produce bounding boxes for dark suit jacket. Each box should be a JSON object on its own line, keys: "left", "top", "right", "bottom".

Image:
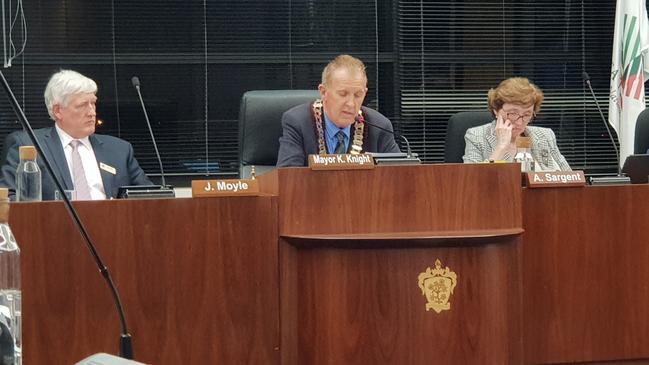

{"left": 277, "top": 103, "right": 400, "bottom": 167}
{"left": 0, "top": 127, "right": 152, "bottom": 200}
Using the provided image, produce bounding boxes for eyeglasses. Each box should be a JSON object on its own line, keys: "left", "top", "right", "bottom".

{"left": 506, "top": 112, "right": 535, "bottom": 123}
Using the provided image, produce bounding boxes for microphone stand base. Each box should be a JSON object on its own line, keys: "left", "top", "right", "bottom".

{"left": 75, "top": 353, "right": 146, "bottom": 365}
{"left": 588, "top": 175, "right": 631, "bottom": 185}
{"left": 368, "top": 152, "right": 422, "bottom": 166}
{"left": 117, "top": 185, "right": 176, "bottom": 199}
{"left": 373, "top": 157, "right": 421, "bottom": 165}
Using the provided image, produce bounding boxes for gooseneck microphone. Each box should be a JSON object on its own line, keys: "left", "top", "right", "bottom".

{"left": 131, "top": 76, "right": 167, "bottom": 188}
{"left": 582, "top": 71, "right": 630, "bottom": 184}
{"left": 582, "top": 71, "right": 622, "bottom": 174}
{"left": 362, "top": 118, "right": 414, "bottom": 158}
{"left": 0, "top": 73, "right": 134, "bottom": 358}
{"left": 360, "top": 116, "right": 421, "bottom": 165}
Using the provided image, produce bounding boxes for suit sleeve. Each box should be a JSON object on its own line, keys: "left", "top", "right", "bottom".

{"left": 364, "top": 109, "right": 400, "bottom": 153}
{"left": 125, "top": 142, "right": 153, "bottom": 185}
{"left": 276, "top": 111, "right": 308, "bottom": 167}
{"left": 463, "top": 127, "right": 486, "bottom": 163}
{"left": 0, "top": 132, "right": 23, "bottom": 200}
{"left": 377, "top": 121, "right": 401, "bottom": 153}
{"left": 547, "top": 129, "right": 572, "bottom": 171}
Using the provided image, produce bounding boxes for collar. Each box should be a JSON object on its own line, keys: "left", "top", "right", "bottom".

{"left": 55, "top": 124, "right": 92, "bottom": 149}
{"left": 323, "top": 112, "right": 351, "bottom": 140}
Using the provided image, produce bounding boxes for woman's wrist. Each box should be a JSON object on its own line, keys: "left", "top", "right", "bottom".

{"left": 490, "top": 145, "right": 507, "bottom": 160}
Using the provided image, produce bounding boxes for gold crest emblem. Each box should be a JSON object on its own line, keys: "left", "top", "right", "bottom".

{"left": 417, "top": 259, "right": 458, "bottom": 313}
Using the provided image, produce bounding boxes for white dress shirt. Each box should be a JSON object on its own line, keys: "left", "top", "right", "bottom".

{"left": 55, "top": 125, "right": 107, "bottom": 200}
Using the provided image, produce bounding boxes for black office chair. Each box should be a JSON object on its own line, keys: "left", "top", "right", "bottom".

{"left": 635, "top": 108, "right": 649, "bottom": 154}
{"left": 238, "top": 90, "right": 320, "bottom": 178}
{"left": 444, "top": 111, "right": 493, "bottom": 163}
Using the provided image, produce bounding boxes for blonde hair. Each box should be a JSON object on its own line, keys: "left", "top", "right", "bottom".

{"left": 321, "top": 54, "right": 367, "bottom": 86}
{"left": 487, "top": 77, "right": 544, "bottom": 115}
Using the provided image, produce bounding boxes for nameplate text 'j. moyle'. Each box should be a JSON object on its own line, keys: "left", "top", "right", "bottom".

{"left": 191, "top": 179, "right": 260, "bottom": 197}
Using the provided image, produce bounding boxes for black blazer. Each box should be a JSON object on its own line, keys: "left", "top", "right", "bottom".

{"left": 0, "top": 127, "right": 152, "bottom": 200}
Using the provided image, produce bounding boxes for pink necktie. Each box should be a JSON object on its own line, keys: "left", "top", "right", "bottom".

{"left": 70, "top": 140, "right": 92, "bottom": 200}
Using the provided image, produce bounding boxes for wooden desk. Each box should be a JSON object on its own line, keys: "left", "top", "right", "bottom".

{"left": 11, "top": 197, "right": 279, "bottom": 364}
{"left": 523, "top": 185, "right": 649, "bottom": 364}
{"left": 11, "top": 166, "right": 649, "bottom": 364}
{"left": 261, "top": 163, "right": 525, "bottom": 364}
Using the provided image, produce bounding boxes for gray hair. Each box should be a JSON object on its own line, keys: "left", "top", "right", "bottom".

{"left": 44, "top": 70, "right": 97, "bottom": 120}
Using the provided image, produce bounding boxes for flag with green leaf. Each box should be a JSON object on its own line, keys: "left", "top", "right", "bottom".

{"left": 609, "top": 0, "right": 649, "bottom": 165}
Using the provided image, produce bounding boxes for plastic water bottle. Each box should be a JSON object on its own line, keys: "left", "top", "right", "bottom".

{"left": 0, "top": 187, "right": 21, "bottom": 364}
{"left": 16, "top": 146, "right": 41, "bottom": 202}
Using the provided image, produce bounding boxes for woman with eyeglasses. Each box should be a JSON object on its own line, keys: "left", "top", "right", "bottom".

{"left": 463, "top": 77, "right": 571, "bottom": 171}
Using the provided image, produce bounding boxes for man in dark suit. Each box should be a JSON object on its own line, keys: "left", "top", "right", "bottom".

{"left": 276, "top": 55, "right": 400, "bottom": 167}
{"left": 0, "top": 69, "right": 151, "bottom": 200}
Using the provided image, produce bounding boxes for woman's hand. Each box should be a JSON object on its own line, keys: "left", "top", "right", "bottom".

{"left": 489, "top": 112, "right": 514, "bottom": 161}
{"left": 494, "top": 113, "right": 512, "bottom": 148}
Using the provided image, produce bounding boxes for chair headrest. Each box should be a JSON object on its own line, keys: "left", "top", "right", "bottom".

{"left": 444, "top": 111, "right": 493, "bottom": 163}
{"left": 238, "top": 90, "right": 320, "bottom": 166}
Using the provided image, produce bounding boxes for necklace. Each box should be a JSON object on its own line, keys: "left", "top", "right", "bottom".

{"left": 312, "top": 99, "right": 365, "bottom": 155}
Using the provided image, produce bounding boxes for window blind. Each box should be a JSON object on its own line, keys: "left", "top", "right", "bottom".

{"left": 396, "top": 0, "right": 631, "bottom": 174}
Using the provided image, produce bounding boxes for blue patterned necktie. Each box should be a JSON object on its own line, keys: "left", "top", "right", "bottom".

{"left": 334, "top": 131, "right": 346, "bottom": 154}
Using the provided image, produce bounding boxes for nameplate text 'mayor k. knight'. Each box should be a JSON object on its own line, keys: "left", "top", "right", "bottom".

{"left": 308, "top": 154, "right": 375, "bottom": 170}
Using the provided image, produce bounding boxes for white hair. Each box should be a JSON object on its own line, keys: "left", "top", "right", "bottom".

{"left": 44, "top": 70, "right": 97, "bottom": 120}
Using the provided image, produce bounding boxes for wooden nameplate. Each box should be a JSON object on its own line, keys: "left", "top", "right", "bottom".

{"left": 191, "top": 179, "right": 260, "bottom": 197}
{"left": 525, "top": 171, "right": 586, "bottom": 188}
{"left": 308, "top": 154, "right": 375, "bottom": 170}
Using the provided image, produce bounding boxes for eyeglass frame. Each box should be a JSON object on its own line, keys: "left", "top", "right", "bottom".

{"left": 505, "top": 111, "right": 535, "bottom": 123}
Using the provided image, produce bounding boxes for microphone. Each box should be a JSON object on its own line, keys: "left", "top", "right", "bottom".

{"left": 582, "top": 71, "right": 630, "bottom": 184}
{"left": 360, "top": 116, "right": 421, "bottom": 165}
{"left": 361, "top": 118, "right": 414, "bottom": 157}
{"left": 0, "top": 72, "right": 135, "bottom": 358}
{"left": 131, "top": 76, "right": 168, "bottom": 188}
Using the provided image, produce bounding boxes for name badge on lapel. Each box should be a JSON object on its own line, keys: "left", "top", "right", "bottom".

{"left": 540, "top": 149, "right": 550, "bottom": 167}
{"left": 100, "top": 162, "right": 117, "bottom": 175}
